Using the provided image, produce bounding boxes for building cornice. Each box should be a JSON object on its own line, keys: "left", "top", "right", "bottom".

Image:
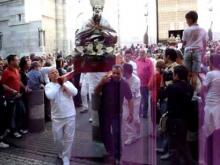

{"left": 0, "top": 0, "right": 23, "bottom": 6}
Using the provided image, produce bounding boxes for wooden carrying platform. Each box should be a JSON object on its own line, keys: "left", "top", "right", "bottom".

{"left": 73, "top": 54, "right": 116, "bottom": 73}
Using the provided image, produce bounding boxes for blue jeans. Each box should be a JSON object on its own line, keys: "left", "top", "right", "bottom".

{"left": 140, "top": 87, "right": 149, "bottom": 118}
{"left": 184, "top": 49, "right": 202, "bottom": 73}
{"left": 6, "top": 98, "right": 26, "bottom": 132}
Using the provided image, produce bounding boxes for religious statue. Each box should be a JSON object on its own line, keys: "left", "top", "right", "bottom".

{"left": 75, "top": 0, "right": 117, "bottom": 57}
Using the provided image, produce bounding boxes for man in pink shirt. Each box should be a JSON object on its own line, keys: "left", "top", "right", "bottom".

{"left": 136, "top": 49, "right": 154, "bottom": 118}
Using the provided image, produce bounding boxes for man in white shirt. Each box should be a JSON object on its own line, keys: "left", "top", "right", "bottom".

{"left": 40, "top": 66, "right": 54, "bottom": 121}
{"left": 87, "top": 72, "right": 106, "bottom": 122}
{"left": 123, "top": 63, "right": 141, "bottom": 145}
{"left": 45, "top": 68, "right": 78, "bottom": 165}
{"left": 40, "top": 66, "right": 54, "bottom": 84}
{"left": 124, "top": 49, "right": 137, "bottom": 75}
{"left": 182, "top": 11, "right": 207, "bottom": 92}
{"left": 79, "top": 73, "right": 89, "bottom": 113}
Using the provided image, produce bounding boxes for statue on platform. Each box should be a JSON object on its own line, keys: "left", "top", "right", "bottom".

{"left": 75, "top": 0, "right": 117, "bottom": 56}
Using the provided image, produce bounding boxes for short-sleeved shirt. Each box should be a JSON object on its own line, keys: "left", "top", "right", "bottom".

{"left": 1, "top": 67, "right": 21, "bottom": 97}
{"left": 101, "top": 79, "right": 132, "bottom": 118}
{"left": 27, "top": 70, "right": 44, "bottom": 90}
{"left": 204, "top": 70, "right": 220, "bottom": 106}
{"left": 182, "top": 24, "right": 207, "bottom": 51}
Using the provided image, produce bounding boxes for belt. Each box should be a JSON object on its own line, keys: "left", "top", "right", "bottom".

{"left": 186, "top": 48, "right": 201, "bottom": 51}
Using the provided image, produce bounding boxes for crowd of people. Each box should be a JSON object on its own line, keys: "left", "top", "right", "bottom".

{"left": 0, "top": 10, "right": 220, "bottom": 165}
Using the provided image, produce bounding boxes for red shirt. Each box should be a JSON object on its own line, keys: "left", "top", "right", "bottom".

{"left": 148, "top": 72, "right": 162, "bottom": 104}
{"left": 1, "top": 67, "right": 21, "bottom": 97}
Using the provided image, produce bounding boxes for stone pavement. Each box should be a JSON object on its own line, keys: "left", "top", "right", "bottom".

{"left": 0, "top": 107, "right": 158, "bottom": 165}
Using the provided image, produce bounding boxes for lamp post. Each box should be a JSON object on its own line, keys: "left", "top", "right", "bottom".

{"left": 117, "top": 0, "right": 121, "bottom": 47}
{"left": 208, "top": 0, "right": 213, "bottom": 41}
{"left": 156, "top": 0, "right": 159, "bottom": 43}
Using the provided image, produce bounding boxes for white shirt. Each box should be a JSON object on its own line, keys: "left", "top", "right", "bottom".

{"left": 87, "top": 72, "right": 106, "bottom": 92}
{"left": 203, "top": 70, "right": 220, "bottom": 137}
{"left": 182, "top": 24, "right": 207, "bottom": 51}
{"left": 40, "top": 66, "right": 54, "bottom": 84}
{"left": 128, "top": 60, "right": 137, "bottom": 75}
{"left": 79, "top": 73, "right": 89, "bottom": 85}
{"left": 125, "top": 74, "right": 141, "bottom": 100}
{"left": 204, "top": 70, "right": 220, "bottom": 105}
{"left": 45, "top": 81, "right": 78, "bottom": 119}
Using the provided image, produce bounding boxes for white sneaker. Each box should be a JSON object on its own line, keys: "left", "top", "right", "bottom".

{"left": 0, "top": 142, "right": 10, "bottom": 148}
{"left": 124, "top": 138, "right": 135, "bottom": 145}
{"left": 62, "top": 156, "right": 70, "bottom": 165}
{"left": 13, "top": 132, "right": 22, "bottom": 138}
{"left": 160, "top": 153, "right": 170, "bottom": 160}
{"left": 20, "top": 129, "right": 28, "bottom": 134}
{"left": 89, "top": 118, "right": 93, "bottom": 123}
{"left": 57, "top": 153, "right": 62, "bottom": 159}
{"left": 80, "top": 109, "right": 88, "bottom": 113}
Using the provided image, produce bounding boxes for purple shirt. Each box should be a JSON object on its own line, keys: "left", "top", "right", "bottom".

{"left": 100, "top": 79, "right": 132, "bottom": 118}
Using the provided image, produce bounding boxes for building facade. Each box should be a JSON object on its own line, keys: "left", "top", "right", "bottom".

{"left": 0, "top": 0, "right": 74, "bottom": 58}
{"left": 145, "top": 0, "right": 197, "bottom": 43}
{"left": 157, "top": 0, "right": 197, "bottom": 41}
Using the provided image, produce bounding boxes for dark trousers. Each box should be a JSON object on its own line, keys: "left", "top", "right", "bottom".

{"left": 99, "top": 109, "right": 113, "bottom": 155}
{"left": 44, "top": 95, "right": 51, "bottom": 121}
{"left": 0, "top": 104, "right": 7, "bottom": 140}
{"left": 168, "top": 118, "right": 195, "bottom": 165}
{"left": 112, "top": 116, "right": 121, "bottom": 160}
{"left": 73, "top": 73, "right": 82, "bottom": 107}
{"left": 99, "top": 110, "right": 121, "bottom": 160}
{"left": 22, "top": 94, "right": 29, "bottom": 129}
{"left": 140, "top": 87, "right": 149, "bottom": 117}
{"left": 6, "top": 98, "right": 26, "bottom": 133}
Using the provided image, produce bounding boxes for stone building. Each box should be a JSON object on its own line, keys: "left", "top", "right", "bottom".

{"left": 0, "top": 0, "right": 74, "bottom": 58}
{"left": 157, "top": 0, "right": 197, "bottom": 41}
{"left": 145, "top": 0, "right": 198, "bottom": 43}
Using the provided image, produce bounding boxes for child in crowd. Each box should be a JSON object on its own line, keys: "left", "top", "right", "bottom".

{"left": 182, "top": 11, "right": 207, "bottom": 96}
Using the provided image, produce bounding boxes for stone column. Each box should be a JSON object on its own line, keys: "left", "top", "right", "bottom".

{"left": 27, "top": 89, "right": 45, "bottom": 133}
{"left": 55, "top": 0, "right": 64, "bottom": 54}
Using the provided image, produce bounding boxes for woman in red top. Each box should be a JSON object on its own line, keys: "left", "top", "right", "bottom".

{"left": 148, "top": 60, "right": 166, "bottom": 135}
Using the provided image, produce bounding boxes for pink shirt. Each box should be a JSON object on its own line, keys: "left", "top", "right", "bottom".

{"left": 136, "top": 57, "right": 154, "bottom": 87}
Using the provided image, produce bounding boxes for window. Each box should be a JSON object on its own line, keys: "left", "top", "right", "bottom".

{"left": 0, "top": 33, "right": 2, "bottom": 50}
{"left": 18, "top": 14, "right": 22, "bottom": 22}
{"left": 38, "top": 28, "right": 46, "bottom": 47}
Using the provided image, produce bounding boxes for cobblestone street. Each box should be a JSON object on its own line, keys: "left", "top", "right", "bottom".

{"left": 0, "top": 108, "right": 157, "bottom": 165}
{"left": 0, "top": 108, "right": 106, "bottom": 165}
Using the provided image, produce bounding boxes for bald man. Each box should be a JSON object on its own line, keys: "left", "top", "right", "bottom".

{"left": 45, "top": 68, "right": 78, "bottom": 165}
